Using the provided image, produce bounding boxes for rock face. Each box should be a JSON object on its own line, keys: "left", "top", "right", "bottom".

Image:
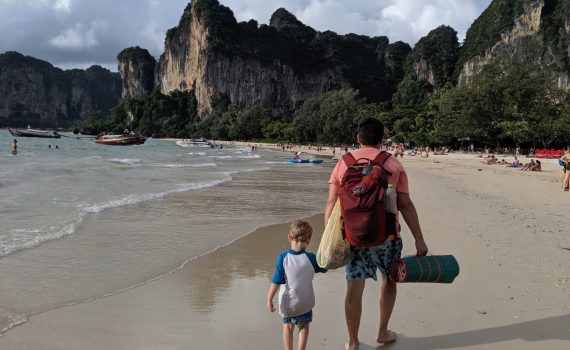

{"left": 154, "top": 0, "right": 408, "bottom": 116}
{"left": 0, "top": 52, "right": 121, "bottom": 127}
{"left": 457, "top": 0, "right": 570, "bottom": 87}
{"left": 118, "top": 47, "right": 156, "bottom": 98}
{"left": 405, "top": 25, "right": 460, "bottom": 89}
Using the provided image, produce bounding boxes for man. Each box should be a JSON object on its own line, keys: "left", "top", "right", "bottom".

{"left": 324, "top": 117, "right": 428, "bottom": 349}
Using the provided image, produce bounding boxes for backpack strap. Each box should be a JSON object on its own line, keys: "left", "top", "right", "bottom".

{"left": 371, "top": 151, "right": 391, "bottom": 167}
{"left": 342, "top": 152, "right": 358, "bottom": 168}
{"left": 342, "top": 151, "right": 393, "bottom": 172}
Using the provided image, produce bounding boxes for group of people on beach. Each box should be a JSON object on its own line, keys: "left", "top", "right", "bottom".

{"left": 483, "top": 154, "right": 541, "bottom": 171}
{"left": 267, "top": 118, "right": 428, "bottom": 350}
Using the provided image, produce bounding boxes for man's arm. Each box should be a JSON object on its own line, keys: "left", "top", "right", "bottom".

{"left": 324, "top": 184, "right": 339, "bottom": 226}
{"left": 397, "top": 192, "right": 428, "bottom": 256}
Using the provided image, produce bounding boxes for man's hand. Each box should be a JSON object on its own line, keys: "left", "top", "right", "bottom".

{"left": 267, "top": 299, "right": 275, "bottom": 312}
{"left": 415, "top": 239, "right": 428, "bottom": 256}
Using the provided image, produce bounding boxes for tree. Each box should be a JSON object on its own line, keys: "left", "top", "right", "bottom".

{"left": 292, "top": 89, "right": 362, "bottom": 144}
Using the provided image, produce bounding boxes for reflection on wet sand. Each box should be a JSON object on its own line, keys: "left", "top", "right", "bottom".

{"left": 177, "top": 214, "right": 324, "bottom": 313}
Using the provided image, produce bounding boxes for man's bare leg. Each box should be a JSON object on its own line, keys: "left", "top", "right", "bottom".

{"left": 297, "top": 324, "right": 310, "bottom": 350}
{"left": 345, "top": 279, "right": 366, "bottom": 350}
{"left": 283, "top": 323, "right": 294, "bottom": 350}
{"left": 376, "top": 276, "right": 397, "bottom": 343}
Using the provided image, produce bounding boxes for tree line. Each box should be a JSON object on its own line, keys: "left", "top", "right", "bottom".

{"left": 78, "top": 63, "right": 570, "bottom": 149}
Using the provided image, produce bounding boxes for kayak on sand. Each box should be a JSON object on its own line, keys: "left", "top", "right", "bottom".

{"left": 286, "top": 159, "right": 323, "bottom": 164}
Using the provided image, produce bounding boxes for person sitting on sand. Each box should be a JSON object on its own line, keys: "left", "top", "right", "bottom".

{"left": 267, "top": 220, "right": 327, "bottom": 350}
{"left": 511, "top": 156, "right": 522, "bottom": 167}
{"left": 530, "top": 160, "right": 541, "bottom": 172}
{"left": 484, "top": 155, "right": 497, "bottom": 164}
{"left": 521, "top": 159, "right": 535, "bottom": 171}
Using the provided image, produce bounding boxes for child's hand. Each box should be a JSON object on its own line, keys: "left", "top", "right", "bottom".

{"left": 267, "top": 299, "right": 275, "bottom": 312}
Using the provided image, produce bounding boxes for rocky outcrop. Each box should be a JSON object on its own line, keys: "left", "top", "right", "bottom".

{"left": 155, "top": 0, "right": 405, "bottom": 116}
{"left": 0, "top": 52, "right": 121, "bottom": 127}
{"left": 118, "top": 47, "right": 156, "bottom": 98}
{"left": 457, "top": 0, "right": 570, "bottom": 87}
{"left": 405, "top": 25, "right": 459, "bottom": 89}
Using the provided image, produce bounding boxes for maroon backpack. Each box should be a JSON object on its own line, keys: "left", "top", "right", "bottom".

{"left": 339, "top": 151, "right": 397, "bottom": 247}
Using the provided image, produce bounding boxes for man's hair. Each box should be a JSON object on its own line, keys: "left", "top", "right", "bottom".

{"left": 289, "top": 219, "right": 313, "bottom": 243}
{"left": 357, "top": 117, "right": 385, "bottom": 146}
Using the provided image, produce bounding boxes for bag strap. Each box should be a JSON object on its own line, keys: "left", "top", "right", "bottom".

{"left": 341, "top": 152, "right": 357, "bottom": 168}
{"left": 343, "top": 151, "right": 392, "bottom": 169}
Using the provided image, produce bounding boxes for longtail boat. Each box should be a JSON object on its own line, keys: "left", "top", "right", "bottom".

{"left": 8, "top": 127, "right": 61, "bottom": 138}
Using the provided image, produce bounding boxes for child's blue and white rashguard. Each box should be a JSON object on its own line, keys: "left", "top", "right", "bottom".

{"left": 271, "top": 249, "right": 327, "bottom": 317}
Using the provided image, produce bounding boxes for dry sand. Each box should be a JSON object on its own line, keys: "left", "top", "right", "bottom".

{"left": 1, "top": 154, "right": 569, "bottom": 349}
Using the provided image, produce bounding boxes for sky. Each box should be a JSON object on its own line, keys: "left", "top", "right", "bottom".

{"left": 0, "top": 0, "right": 492, "bottom": 72}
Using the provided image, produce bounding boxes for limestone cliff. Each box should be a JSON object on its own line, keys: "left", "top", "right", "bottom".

{"left": 457, "top": 0, "right": 570, "bottom": 87}
{"left": 405, "top": 25, "right": 460, "bottom": 89}
{"left": 0, "top": 52, "right": 121, "bottom": 127}
{"left": 155, "top": 0, "right": 407, "bottom": 116}
{"left": 118, "top": 47, "right": 156, "bottom": 98}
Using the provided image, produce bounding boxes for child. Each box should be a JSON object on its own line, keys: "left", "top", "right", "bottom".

{"left": 266, "top": 219, "right": 327, "bottom": 350}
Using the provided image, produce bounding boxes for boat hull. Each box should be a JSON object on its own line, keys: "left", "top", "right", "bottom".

{"left": 286, "top": 159, "right": 323, "bottom": 164}
{"left": 8, "top": 128, "right": 61, "bottom": 138}
{"left": 94, "top": 135, "right": 146, "bottom": 145}
{"left": 176, "top": 139, "right": 212, "bottom": 148}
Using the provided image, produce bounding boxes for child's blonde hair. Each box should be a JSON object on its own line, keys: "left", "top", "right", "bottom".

{"left": 288, "top": 219, "right": 313, "bottom": 243}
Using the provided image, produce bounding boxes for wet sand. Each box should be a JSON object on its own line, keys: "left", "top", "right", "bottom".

{"left": 1, "top": 156, "right": 569, "bottom": 349}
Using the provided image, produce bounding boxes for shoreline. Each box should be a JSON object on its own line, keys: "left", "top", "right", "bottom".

{"left": 1, "top": 151, "right": 569, "bottom": 349}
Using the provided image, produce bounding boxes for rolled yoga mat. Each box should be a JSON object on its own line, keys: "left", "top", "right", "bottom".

{"left": 390, "top": 255, "right": 459, "bottom": 283}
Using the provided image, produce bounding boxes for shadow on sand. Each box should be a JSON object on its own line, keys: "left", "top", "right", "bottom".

{"left": 397, "top": 314, "right": 570, "bottom": 349}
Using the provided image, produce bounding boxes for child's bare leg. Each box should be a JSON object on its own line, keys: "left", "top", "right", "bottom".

{"left": 283, "top": 323, "right": 294, "bottom": 350}
{"left": 297, "top": 324, "right": 310, "bottom": 350}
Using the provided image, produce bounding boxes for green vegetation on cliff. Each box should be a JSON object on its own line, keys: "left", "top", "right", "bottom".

{"left": 392, "top": 63, "right": 570, "bottom": 148}
{"left": 456, "top": 0, "right": 529, "bottom": 74}
{"left": 0, "top": 51, "right": 121, "bottom": 127}
{"left": 405, "top": 25, "right": 459, "bottom": 87}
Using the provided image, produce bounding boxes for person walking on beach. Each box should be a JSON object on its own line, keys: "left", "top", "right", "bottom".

{"left": 11, "top": 139, "right": 17, "bottom": 155}
{"left": 560, "top": 148, "right": 570, "bottom": 191}
{"left": 267, "top": 219, "right": 327, "bottom": 350}
{"left": 324, "top": 117, "right": 428, "bottom": 349}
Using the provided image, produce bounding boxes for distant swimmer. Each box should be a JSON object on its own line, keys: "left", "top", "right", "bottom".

{"left": 55, "top": 145, "right": 59, "bottom": 149}
{"left": 12, "top": 139, "right": 17, "bottom": 155}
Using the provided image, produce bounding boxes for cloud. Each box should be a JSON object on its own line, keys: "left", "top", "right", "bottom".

{"left": 49, "top": 20, "right": 108, "bottom": 50}
{"left": 220, "top": 0, "right": 489, "bottom": 45}
{"left": 0, "top": 0, "right": 492, "bottom": 71}
{"left": 53, "top": 0, "right": 71, "bottom": 13}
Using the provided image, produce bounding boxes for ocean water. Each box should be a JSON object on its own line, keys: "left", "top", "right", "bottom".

{"left": 0, "top": 130, "right": 332, "bottom": 334}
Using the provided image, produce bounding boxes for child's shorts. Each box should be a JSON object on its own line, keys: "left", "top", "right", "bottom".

{"left": 282, "top": 310, "right": 312, "bottom": 329}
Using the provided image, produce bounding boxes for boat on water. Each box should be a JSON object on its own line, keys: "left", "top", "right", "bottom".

{"left": 176, "top": 138, "right": 212, "bottom": 148}
{"left": 94, "top": 134, "right": 146, "bottom": 146}
{"left": 8, "top": 127, "right": 61, "bottom": 138}
{"left": 286, "top": 159, "right": 323, "bottom": 164}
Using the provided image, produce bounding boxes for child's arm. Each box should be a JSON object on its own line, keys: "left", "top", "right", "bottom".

{"left": 266, "top": 283, "right": 279, "bottom": 312}
{"left": 267, "top": 252, "right": 287, "bottom": 312}
{"left": 307, "top": 253, "right": 328, "bottom": 273}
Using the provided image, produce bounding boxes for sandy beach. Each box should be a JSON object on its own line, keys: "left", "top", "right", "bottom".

{"left": 1, "top": 152, "right": 569, "bottom": 349}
